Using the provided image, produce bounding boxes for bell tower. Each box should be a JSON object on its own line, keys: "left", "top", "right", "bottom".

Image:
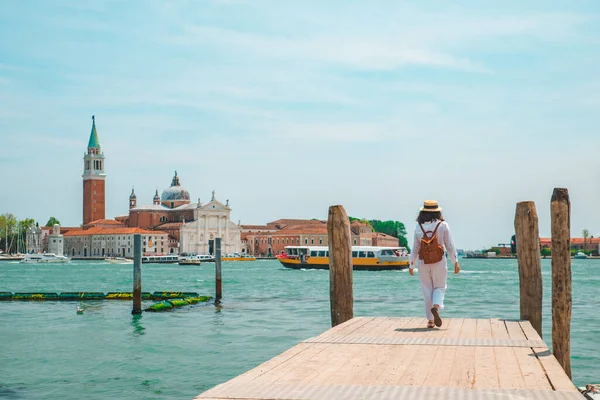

{"left": 82, "top": 115, "right": 106, "bottom": 224}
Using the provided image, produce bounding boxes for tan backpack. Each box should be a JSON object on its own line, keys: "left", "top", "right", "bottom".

{"left": 418, "top": 222, "right": 445, "bottom": 264}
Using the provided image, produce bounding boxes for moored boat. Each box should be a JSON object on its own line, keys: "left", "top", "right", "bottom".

{"left": 222, "top": 253, "right": 256, "bottom": 261}
{"left": 141, "top": 255, "right": 179, "bottom": 264}
{"left": 105, "top": 257, "right": 133, "bottom": 264}
{"left": 178, "top": 254, "right": 202, "bottom": 265}
{"left": 20, "top": 253, "right": 70, "bottom": 264}
{"left": 574, "top": 252, "right": 590, "bottom": 259}
{"left": 277, "top": 246, "right": 410, "bottom": 270}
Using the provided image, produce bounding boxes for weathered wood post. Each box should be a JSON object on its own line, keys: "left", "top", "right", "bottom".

{"left": 551, "top": 188, "right": 572, "bottom": 378}
{"left": 215, "top": 237, "right": 222, "bottom": 301}
{"left": 514, "top": 201, "right": 543, "bottom": 337}
{"left": 132, "top": 234, "right": 142, "bottom": 315}
{"left": 327, "top": 205, "right": 353, "bottom": 327}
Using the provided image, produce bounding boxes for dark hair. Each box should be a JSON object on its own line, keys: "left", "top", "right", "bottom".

{"left": 416, "top": 211, "right": 444, "bottom": 224}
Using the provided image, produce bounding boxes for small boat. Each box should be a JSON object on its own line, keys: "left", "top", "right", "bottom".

{"left": 222, "top": 253, "right": 256, "bottom": 261}
{"left": 574, "top": 252, "right": 590, "bottom": 259}
{"left": 141, "top": 255, "right": 179, "bottom": 264}
{"left": 20, "top": 253, "right": 70, "bottom": 264}
{"left": 277, "top": 246, "right": 410, "bottom": 270}
{"left": 178, "top": 254, "right": 202, "bottom": 265}
{"left": 105, "top": 257, "right": 133, "bottom": 264}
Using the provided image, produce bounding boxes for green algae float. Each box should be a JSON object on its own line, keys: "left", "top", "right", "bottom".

{"left": 58, "top": 292, "right": 106, "bottom": 300}
{"left": 145, "top": 295, "right": 212, "bottom": 312}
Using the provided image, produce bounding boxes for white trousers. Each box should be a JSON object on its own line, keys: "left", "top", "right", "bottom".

{"left": 417, "top": 258, "right": 448, "bottom": 321}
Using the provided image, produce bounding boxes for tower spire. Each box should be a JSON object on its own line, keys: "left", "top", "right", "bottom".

{"left": 88, "top": 115, "right": 100, "bottom": 149}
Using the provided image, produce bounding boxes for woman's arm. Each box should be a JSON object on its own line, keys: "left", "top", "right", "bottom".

{"left": 409, "top": 227, "right": 420, "bottom": 266}
{"left": 443, "top": 222, "right": 460, "bottom": 273}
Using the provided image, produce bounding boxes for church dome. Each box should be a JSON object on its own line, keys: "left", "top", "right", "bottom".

{"left": 161, "top": 171, "right": 191, "bottom": 207}
{"left": 161, "top": 186, "right": 190, "bottom": 202}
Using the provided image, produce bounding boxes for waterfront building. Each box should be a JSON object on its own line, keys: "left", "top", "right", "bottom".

{"left": 179, "top": 192, "right": 242, "bottom": 255}
{"left": 47, "top": 224, "right": 64, "bottom": 256}
{"left": 64, "top": 226, "right": 168, "bottom": 258}
{"left": 240, "top": 219, "right": 399, "bottom": 257}
{"left": 540, "top": 237, "right": 600, "bottom": 255}
{"left": 118, "top": 173, "right": 241, "bottom": 255}
{"left": 82, "top": 116, "right": 106, "bottom": 225}
{"left": 26, "top": 224, "right": 43, "bottom": 254}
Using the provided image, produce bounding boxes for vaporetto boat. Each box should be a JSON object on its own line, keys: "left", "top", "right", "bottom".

{"left": 276, "top": 246, "right": 410, "bottom": 270}
{"left": 141, "top": 255, "right": 179, "bottom": 264}
{"left": 20, "top": 253, "right": 70, "bottom": 264}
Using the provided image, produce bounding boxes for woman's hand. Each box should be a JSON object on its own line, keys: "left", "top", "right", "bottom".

{"left": 409, "top": 267, "right": 414, "bottom": 276}
{"left": 454, "top": 262, "right": 460, "bottom": 274}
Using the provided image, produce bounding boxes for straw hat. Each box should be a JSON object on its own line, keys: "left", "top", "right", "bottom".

{"left": 420, "top": 200, "right": 442, "bottom": 212}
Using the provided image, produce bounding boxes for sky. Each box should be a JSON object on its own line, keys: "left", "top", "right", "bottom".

{"left": 1, "top": 0, "right": 599, "bottom": 249}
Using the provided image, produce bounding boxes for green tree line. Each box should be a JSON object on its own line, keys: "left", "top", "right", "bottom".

{"left": 0, "top": 214, "right": 60, "bottom": 254}
{"left": 349, "top": 217, "right": 410, "bottom": 251}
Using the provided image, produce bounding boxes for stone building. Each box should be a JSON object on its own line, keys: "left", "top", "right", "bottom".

{"left": 179, "top": 191, "right": 242, "bottom": 255}
{"left": 64, "top": 226, "right": 168, "bottom": 258}
{"left": 47, "top": 224, "right": 64, "bottom": 256}
{"left": 240, "top": 219, "right": 400, "bottom": 257}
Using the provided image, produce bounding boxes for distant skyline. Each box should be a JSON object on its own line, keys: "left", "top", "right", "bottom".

{"left": 1, "top": 1, "right": 599, "bottom": 249}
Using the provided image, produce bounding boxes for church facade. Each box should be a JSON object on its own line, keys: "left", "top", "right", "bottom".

{"left": 179, "top": 192, "right": 242, "bottom": 255}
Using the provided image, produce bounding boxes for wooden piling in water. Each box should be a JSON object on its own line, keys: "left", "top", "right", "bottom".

{"left": 514, "top": 201, "right": 543, "bottom": 337}
{"left": 215, "top": 237, "right": 222, "bottom": 301}
{"left": 132, "top": 234, "right": 142, "bottom": 315}
{"left": 551, "top": 188, "right": 572, "bottom": 379}
{"left": 327, "top": 205, "right": 353, "bottom": 327}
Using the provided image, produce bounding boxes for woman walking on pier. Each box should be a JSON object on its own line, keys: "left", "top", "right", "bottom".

{"left": 409, "top": 200, "right": 460, "bottom": 329}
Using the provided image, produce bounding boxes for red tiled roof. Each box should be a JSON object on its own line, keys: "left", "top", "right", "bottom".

{"left": 154, "top": 222, "right": 183, "bottom": 229}
{"left": 87, "top": 219, "right": 124, "bottom": 225}
{"left": 540, "top": 237, "right": 600, "bottom": 246}
{"left": 64, "top": 227, "right": 167, "bottom": 237}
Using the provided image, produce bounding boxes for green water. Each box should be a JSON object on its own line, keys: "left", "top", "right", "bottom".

{"left": 0, "top": 259, "right": 597, "bottom": 399}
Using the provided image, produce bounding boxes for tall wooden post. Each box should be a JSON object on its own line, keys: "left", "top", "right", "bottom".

{"left": 215, "top": 237, "right": 222, "bottom": 301}
{"left": 132, "top": 234, "right": 142, "bottom": 315}
{"left": 514, "top": 201, "right": 543, "bottom": 337}
{"left": 551, "top": 188, "right": 572, "bottom": 378}
{"left": 327, "top": 205, "right": 353, "bottom": 327}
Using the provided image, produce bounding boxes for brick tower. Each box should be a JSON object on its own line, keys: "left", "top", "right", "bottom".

{"left": 82, "top": 115, "right": 106, "bottom": 224}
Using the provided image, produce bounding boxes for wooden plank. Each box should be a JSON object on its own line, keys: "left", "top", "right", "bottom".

{"left": 372, "top": 341, "right": 422, "bottom": 385}
{"left": 396, "top": 344, "right": 440, "bottom": 386}
{"left": 505, "top": 320, "right": 527, "bottom": 340}
{"left": 305, "top": 343, "right": 371, "bottom": 385}
{"left": 313, "top": 316, "right": 375, "bottom": 340}
{"left": 532, "top": 347, "right": 578, "bottom": 392}
{"left": 475, "top": 319, "right": 493, "bottom": 339}
{"left": 229, "top": 342, "right": 318, "bottom": 384}
{"left": 448, "top": 344, "right": 475, "bottom": 388}
{"left": 422, "top": 345, "right": 457, "bottom": 387}
{"left": 490, "top": 318, "right": 510, "bottom": 339}
{"left": 513, "top": 347, "right": 553, "bottom": 390}
{"left": 519, "top": 320, "right": 544, "bottom": 343}
{"left": 474, "top": 346, "right": 500, "bottom": 389}
{"left": 459, "top": 318, "right": 477, "bottom": 339}
{"left": 494, "top": 347, "right": 526, "bottom": 389}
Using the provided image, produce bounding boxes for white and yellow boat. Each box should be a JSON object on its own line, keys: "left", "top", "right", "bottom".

{"left": 222, "top": 252, "right": 256, "bottom": 261}
{"left": 277, "top": 246, "right": 410, "bottom": 270}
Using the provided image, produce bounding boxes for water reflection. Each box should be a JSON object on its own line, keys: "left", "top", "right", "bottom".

{"left": 131, "top": 314, "right": 145, "bottom": 336}
{"left": 213, "top": 300, "right": 224, "bottom": 326}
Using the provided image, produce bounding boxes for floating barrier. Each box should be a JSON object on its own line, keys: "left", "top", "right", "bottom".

{"left": 2, "top": 291, "right": 208, "bottom": 301}
{"left": 12, "top": 292, "right": 59, "bottom": 300}
{"left": 0, "top": 292, "right": 12, "bottom": 300}
{"left": 58, "top": 292, "right": 106, "bottom": 300}
{"left": 152, "top": 291, "right": 199, "bottom": 300}
{"left": 105, "top": 292, "right": 153, "bottom": 300}
{"left": 145, "top": 295, "right": 212, "bottom": 312}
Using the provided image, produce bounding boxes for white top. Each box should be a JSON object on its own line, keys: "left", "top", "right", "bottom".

{"left": 409, "top": 219, "right": 458, "bottom": 266}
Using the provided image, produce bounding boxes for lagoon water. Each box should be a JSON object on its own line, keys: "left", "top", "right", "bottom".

{"left": 0, "top": 258, "right": 598, "bottom": 399}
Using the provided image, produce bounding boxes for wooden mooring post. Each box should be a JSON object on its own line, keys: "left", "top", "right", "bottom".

{"left": 327, "top": 205, "right": 353, "bottom": 327}
{"left": 551, "top": 188, "right": 572, "bottom": 379}
{"left": 215, "top": 237, "right": 222, "bottom": 301}
{"left": 132, "top": 234, "right": 142, "bottom": 315}
{"left": 514, "top": 201, "right": 543, "bottom": 337}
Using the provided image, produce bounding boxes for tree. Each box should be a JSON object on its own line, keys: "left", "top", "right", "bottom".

{"left": 583, "top": 228, "right": 590, "bottom": 252}
{"left": 349, "top": 217, "right": 410, "bottom": 251}
{"left": 45, "top": 217, "right": 61, "bottom": 227}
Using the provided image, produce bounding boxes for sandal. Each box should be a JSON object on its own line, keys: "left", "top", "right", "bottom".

{"left": 431, "top": 307, "right": 442, "bottom": 327}
{"left": 427, "top": 321, "right": 435, "bottom": 329}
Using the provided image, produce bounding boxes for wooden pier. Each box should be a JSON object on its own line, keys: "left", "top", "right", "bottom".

{"left": 198, "top": 195, "right": 579, "bottom": 400}
{"left": 196, "top": 316, "right": 579, "bottom": 400}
